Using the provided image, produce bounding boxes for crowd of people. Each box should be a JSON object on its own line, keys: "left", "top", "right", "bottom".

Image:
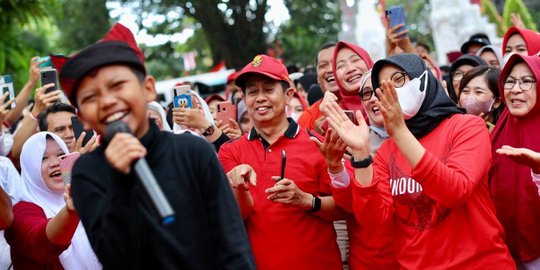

{"left": 0, "top": 12, "right": 539, "bottom": 270}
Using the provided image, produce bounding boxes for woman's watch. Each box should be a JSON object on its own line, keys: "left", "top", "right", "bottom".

{"left": 350, "top": 155, "right": 373, "bottom": 168}
{"left": 202, "top": 124, "right": 215, "bottom": 136}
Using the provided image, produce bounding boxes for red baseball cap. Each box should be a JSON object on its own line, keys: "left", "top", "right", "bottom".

{"left": 235, "top": 54, "right": 290, "bottom": 89}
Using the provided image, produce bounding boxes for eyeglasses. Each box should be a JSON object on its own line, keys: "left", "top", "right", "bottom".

{"left": 358, "top": 87, "right": 377, "bottom": 101}
{"left": 452, "top": 71, "right": 465, "bottom": 81}
{"left": 503, "top": 76, "right": 537, "bottom": 91}
{"left": 390, "top": 71, "right": 407, "bottom": 88}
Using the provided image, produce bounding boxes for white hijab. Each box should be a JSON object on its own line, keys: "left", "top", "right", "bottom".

{"left": 147, "top": 101, "right": 172, "bottom": 131}
{"left": 172, "top": 90, "right": 215, "bottom": 137}
{"left": 19, "top": 132, "right": 101, "bottom": 270}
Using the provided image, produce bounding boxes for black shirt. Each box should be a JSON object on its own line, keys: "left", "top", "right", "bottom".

{"left": 71, "top": 122, "right": 255, "bottom": 269}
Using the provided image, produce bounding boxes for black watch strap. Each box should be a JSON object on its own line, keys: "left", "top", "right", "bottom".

{"left": 308, "top": 195, "right": 321, "bottom": 213}
{"left": 202, "top": 124, "right": 215, "bottom": 136}
{"left": 350, "top": 155, "right": 373, "bottom": 169}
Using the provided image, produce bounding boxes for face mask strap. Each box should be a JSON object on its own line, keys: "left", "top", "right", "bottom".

{"left": 419, "top": 69, "right": 428, "bottom": 92}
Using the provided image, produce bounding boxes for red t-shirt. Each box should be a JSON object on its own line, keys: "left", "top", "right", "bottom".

{"left": 5, "top": 202, "right": 69, "bottom": 270}
{"left": 352, "top": 114, "right": 515, "bottom": 269}
{"left": 332, "top": 164, "right": 399, "bottom": 270}
{"left": 218, "top": 122, "right": 342, "bottom": 270}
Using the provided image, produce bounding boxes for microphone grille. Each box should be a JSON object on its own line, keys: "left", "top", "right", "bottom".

{"left": 105, "top": 121, "right": 131, "bottom": 142}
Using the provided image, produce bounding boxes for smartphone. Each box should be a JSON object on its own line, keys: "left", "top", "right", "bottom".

{"left": 216, "top": 101, "right": 237, "bottom": 125}
{"left": 37, "top": 56, "right": 53, "bottom": 69}
{"left": 386, "top": 6, "right": 408, "bottom": 38}
{"left": 172, "top": 85, "right": 192, "bottom": 108}
{"left": 0, "top": 75, "right": 16, "bottom": 109}
{"left": 59, "top": 152, "right": 81, "bottom": 184}
{"left": 71, "top": 116, "right": 94, "bottom": 147}
{"left": 280, "top": 150, "right": 287, "bottom": 180}
{"left": 343, "top": 110, "right": 357, "bottom": 125}
{"left": 40, "top": 68, "right": 58, "bottom": 94}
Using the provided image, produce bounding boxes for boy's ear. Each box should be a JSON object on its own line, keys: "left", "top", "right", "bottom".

{"left": 143, "top": 75, "right": 157, "bottom": 102}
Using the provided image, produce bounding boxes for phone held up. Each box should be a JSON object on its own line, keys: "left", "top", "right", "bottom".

{"left": 172, "top": 85, "right": 192, "bottom": 108}
{"left": 386, "top": 5, "right": 408, "bottom": 38}
{"left": 40, "top": 68, "right": 59, "bottom": 94}
{"left": 59, "top": 152, "right": 81, "bottom": 184}
{"left": 216, "top": 101, "right": 237, "bottom": 126}
{"left": 71, "top": 116, "right": 94, "bottom": 147}
{"left": 0, "top": 75, "right": 16, "bottom": 109}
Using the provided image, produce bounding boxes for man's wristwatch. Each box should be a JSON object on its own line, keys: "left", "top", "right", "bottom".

{"left": 308, "top": 195, "right": 322, "bottom": 213}
{"left": 202, "top": 124, "right": 215, "bottom": 136}
{"left": 350, "top": 155, "right": 373, "bottom": 168}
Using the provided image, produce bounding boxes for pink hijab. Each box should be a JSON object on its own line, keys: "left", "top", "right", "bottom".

{"left": 331, "top": 41, "right": 374, "bottom": 116}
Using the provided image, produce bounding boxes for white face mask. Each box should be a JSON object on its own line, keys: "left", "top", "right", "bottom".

{"left": 291, "top": 112, "right": 302, "bottom": 122}
{"left": 461, "top": 96, "right": 495, "bottom": 116}
{"left": 395, "top": 70, "right": 428, "bottom": 119}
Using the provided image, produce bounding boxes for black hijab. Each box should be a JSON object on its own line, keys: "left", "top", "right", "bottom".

{"left": 372, "top": 53, "right": 464, "bottom": 138}
{"left": 447, "top": 54, "right": 487, "bottom": 102}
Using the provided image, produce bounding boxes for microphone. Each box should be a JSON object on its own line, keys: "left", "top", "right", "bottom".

{"left": 105, "top": 121, "right": 175, "bottom": 225}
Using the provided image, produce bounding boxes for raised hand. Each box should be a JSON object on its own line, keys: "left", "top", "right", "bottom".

{"left": 496, "top": 145, "right": 540, "bottom": 173}
{"left": 310, "top": 128, "right": 346, "bottom": 173}
{"left": 0, "top": 92, "right": 15, "bottom": 124}
{"left": 321, "top": 102, "right": 370, "bottom": 154}
{"left": 377, "top": 80, "right": 407, "bottom": 137}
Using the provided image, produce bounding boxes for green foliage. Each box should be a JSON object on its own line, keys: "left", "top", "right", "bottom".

{"left": 482, "top": 0, "right": 505, "bottom": 36}
{"left": 55, "top": 0, "right": 111, "bottom": 53}
{"left": 129, "top": 0, "right": 269, "bottom": 71}
{"left": 278, "top": 0, "right": 341, "bottom": 68}
{"left": 0, "top": 1, "right": 59, "bottom": 91}
{"left": 503, "top": 0, "right": 538, "bottom": 31}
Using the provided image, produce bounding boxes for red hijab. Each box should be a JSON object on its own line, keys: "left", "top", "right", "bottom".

{"left": 331, "top": 41, "right": 374, "bottom": 115}
{"left": 490, "top": 53, "right": 540, "bottom": 261}
{"left": 502, "top": 27, "right": 540, "bottom": 56}
{"left": 292, "top": 90, "right": 308, "bottom": 110}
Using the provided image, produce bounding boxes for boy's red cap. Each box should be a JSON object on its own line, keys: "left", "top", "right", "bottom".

{"left": 235, "top": 55, "right": 290, "bottom": 89}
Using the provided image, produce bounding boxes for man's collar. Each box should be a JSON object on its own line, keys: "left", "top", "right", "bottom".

{"left": 248, "top": 118, "right": 300, "bottom": 141}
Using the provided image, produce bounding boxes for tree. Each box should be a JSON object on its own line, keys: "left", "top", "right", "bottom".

{"left": 131, "top": 0, "right": 269, "bottom": 69}
{"left": 0, "top": 0, "right": 59, "bottom": 90}
{"left": 278, "top": 0, "right": 341, "bottom": 68}
{"left": 55, "top": 0, "right": 111, "bottom": 53}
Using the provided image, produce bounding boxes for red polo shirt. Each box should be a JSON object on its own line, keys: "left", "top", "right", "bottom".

{"left": 218, "top": 120, "right": 342, "bottom": 270}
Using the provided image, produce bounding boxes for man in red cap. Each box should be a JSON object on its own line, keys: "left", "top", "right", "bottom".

{"left": 218, "top": 54, "right": 344, "bottom": 270}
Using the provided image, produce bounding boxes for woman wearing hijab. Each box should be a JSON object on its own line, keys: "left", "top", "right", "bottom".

{"left": 323, "top": 54, "right": 514, "bottom": 269}
{"left": 324, "top": 69, "right": 398, "bottom": 270}
{"left": 490, "top": 53, "right": 540, "bottom": 269}
{"left": 204, "top": 94, "right": 226, "bottom": 122}
{"left": 287, "top": 91, "right": 308, "bottom": 122}
{"left": 477, "top": 45, "right": 504, "bottom": 68}
{"left": 5, "top": 132, "right": 101, "bottom": 269}
{"left": 331, "top": 41, "right": 374, "bottom": 118}
{"left": 458, "top": 66, "right": 504, "bottom": 131}
{"left": 448, "top": 54, "right": 487, "bottom": 103}
{"left": 503, "top": 27, "right": 540, "bottom": 58}
{"left": 147, "top": 101, "right": 172, "bottom": 131}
